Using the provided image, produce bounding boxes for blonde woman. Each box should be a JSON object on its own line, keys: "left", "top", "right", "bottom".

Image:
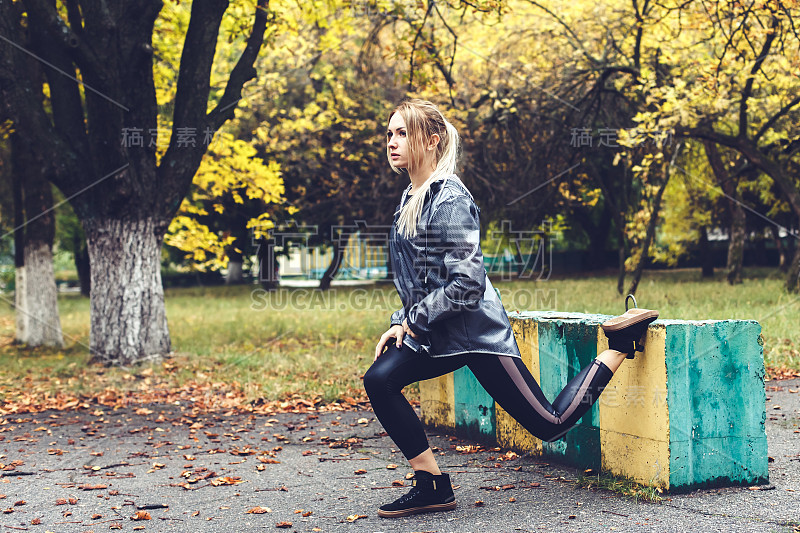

{"left": 365, "top": 99, "right": 658, "bottom": 518}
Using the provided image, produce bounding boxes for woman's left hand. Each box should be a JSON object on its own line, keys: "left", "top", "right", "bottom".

{"left": 402, "top": 318, "right": 417, "bottom": 339}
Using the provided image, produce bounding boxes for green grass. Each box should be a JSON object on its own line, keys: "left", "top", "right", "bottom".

{"left": 0, "top": 268, "right": 798, "bottom": 406}
{"left": 574, "top": 471, "right": 664, "bottom": 503}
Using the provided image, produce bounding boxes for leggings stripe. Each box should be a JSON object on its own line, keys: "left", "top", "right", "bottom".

{"left": 498, "top": 356, "right": 561, "bottom": 424}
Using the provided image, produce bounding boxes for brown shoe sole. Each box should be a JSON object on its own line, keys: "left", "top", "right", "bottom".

{"left": 377, "top": 500, "right": 457, "bottom": 518}
{"left": 601, "top": 308, "right": 659, "bottom": 332}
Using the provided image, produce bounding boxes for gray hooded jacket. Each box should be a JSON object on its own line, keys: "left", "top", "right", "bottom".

{"left": 389, "top": 175, "right": 521, "bottom": 358}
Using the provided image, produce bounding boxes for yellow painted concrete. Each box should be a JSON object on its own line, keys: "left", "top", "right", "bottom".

{"left": 496, "top": 320, "right": 544, "bottom": 453}
{"left": 598, "top": 324, "right": 671, "bottom": 489}
{"left": 419, "top": 373, "right": 455, "bottom": 429}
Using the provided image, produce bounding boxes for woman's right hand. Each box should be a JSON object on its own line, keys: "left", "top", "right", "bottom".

{"left": 374, "top": 325, "right": 405, "bottom": 361}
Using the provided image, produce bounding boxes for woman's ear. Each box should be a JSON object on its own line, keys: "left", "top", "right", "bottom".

{"left": 427, "top": 133, "right": 440, "bottom": 151}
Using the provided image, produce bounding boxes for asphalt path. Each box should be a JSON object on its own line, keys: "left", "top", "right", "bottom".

{"left": 0, "top": 379, "right": 797, "bottom": 532}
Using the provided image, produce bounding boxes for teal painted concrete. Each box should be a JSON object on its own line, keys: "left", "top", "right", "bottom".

{"left": 453, "top": 367, "right": 496, "bottom": 441}
{"left": 665, "top": 320, "right": 768, "bottom": 489}
{"left": 561, "top": 321, "right": 603, "bottom": 470}
{"left": 429, "top": 313, "right": 768, "bottom": 491}
{"left": 537, "top": 319, "right": 602, "bottom": 470}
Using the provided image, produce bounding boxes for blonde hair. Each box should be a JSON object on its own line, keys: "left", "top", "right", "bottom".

{"left": 388, "top": 99, "right": 460, "bottom": 238}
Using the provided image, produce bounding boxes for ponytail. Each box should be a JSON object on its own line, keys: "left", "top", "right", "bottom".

{"left": 390, "top": 100, "right": 461, "bottom": 238}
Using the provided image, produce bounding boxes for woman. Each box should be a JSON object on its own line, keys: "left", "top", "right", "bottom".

{"left": 364, "top": 99, "right": 658, "bottom": 519}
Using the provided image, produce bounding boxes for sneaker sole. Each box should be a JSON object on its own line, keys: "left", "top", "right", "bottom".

{"left": 377, "top": 500, "right": 457, "bottom": 518}
{"left": 601, "top": 308, "right": 659, "bottom": 332}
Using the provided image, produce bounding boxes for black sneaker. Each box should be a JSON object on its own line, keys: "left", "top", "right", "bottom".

{"left": 602, "top": 308, "right": 659, "bottom": 359}
{"left": 377, "top": 470, "right": 456, "bottom": 518}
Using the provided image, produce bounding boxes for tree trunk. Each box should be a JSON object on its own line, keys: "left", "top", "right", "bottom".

{"left": 11, "top": 133, "right": 63, "bottom": 347}
{"left": 319, "top": 240, "right": 344, "bottom": 291}
{"left": 17, "top": 241, "right": 64, "bottom": 346}
{"left": 703, "top": 141, "right": 746, "bottom": 284}
{"left": 627, "top": 146, "right": 679, "bottom": 295}
{"left": 786, "top": 244, "right": 800, "bottom": 293}
{"left": 74, "top": 235, "right": 91, "bottom": 297}
{"left": 770, "top": 225, "right": 788, "bottom": 273}
{"left": 256, "top": 237, "right": 279, "bottom": 291}
{"left": 725, "top": 203, "right": 746, "bottom": 284}
{"left": 12, "top": 157, "right": 25, "bottom": 344}
{"left": 616, "top": 241, "right": 626, "bottom": 295}
{"left": 385, "top": 244, "right": 394, "bottom": 280}
{"left": 226, "top": 259, "right": 244, "bottom": 284}
{"left": 699, "top": 226, "right": 714, "bottom": 278}
{"left": 84, "top": 218, "right": 170, "bottom": 366}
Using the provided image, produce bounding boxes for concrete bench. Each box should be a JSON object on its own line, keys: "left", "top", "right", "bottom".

{"left": 419, "top": 311, "right": 768, "bottom": 491}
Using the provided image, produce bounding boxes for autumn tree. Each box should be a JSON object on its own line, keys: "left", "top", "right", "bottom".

{"left": 0, "top": 0, "right": 269, "bottom": 365}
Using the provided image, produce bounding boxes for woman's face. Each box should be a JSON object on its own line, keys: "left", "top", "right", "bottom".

{"left": 387, "top": 112, "right": 409, "bottom": 169}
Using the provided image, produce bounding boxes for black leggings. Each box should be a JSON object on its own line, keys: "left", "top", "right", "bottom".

{"left": 363, "top": 344, "right": 613, "bottom": 460}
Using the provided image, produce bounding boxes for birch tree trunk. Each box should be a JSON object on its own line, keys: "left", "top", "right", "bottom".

{"left": 11, "top": 134, "right": 63, "bottom": 347}
{"left": 84, "top": 218, "right": 170, "bottom": 366}
{"left": 17, "top": 242, "right": 63, "bottom": 346}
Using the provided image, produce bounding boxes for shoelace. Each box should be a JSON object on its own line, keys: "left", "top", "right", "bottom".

{"left": 395, "top": 486, "right": 422, "bottom": 505}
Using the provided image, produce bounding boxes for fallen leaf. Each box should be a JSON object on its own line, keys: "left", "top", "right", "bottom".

{"left": 474, "top": 500, "right": 484, "bottom": 507}
{"left": 14, "top": 500, "right": 25, "bottom": 506}
{"left": 354, "top": 469, "right": 367, "bottom": 475}
{"left": 31, "top": 517, "right": 41, "bottom": 525}
{"left": 211, "top": 476, "right": 245, "bottom": 486}
{"left": 246, "top": 506, "right": 272, "bottom": 514}
{"left": 509, "top": 497, "right": 516, "bottom": 502}
{"left": 92, "top": 513, "right": 103, "bottom": 519}
{"left": 345, "top": 514, "right": 367, "bottom": 522}
{"left": 79, "top": 484, "right": 108, "bottom": 490}
{"left": 131, "top": 510, "right": 151, "bottom": 520}
{"left": 276, "top": 521, "right": 292, "bottom": 528}
{"left": 386, "top": 464, "right": 398, "bottom": 470}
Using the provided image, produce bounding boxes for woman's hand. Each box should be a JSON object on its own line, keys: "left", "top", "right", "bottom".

{"left": 375, "top": 325, "right": 405, "bottom": 361}
{"left": 402, "top": 318, "right": 418, "bottom": 340}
